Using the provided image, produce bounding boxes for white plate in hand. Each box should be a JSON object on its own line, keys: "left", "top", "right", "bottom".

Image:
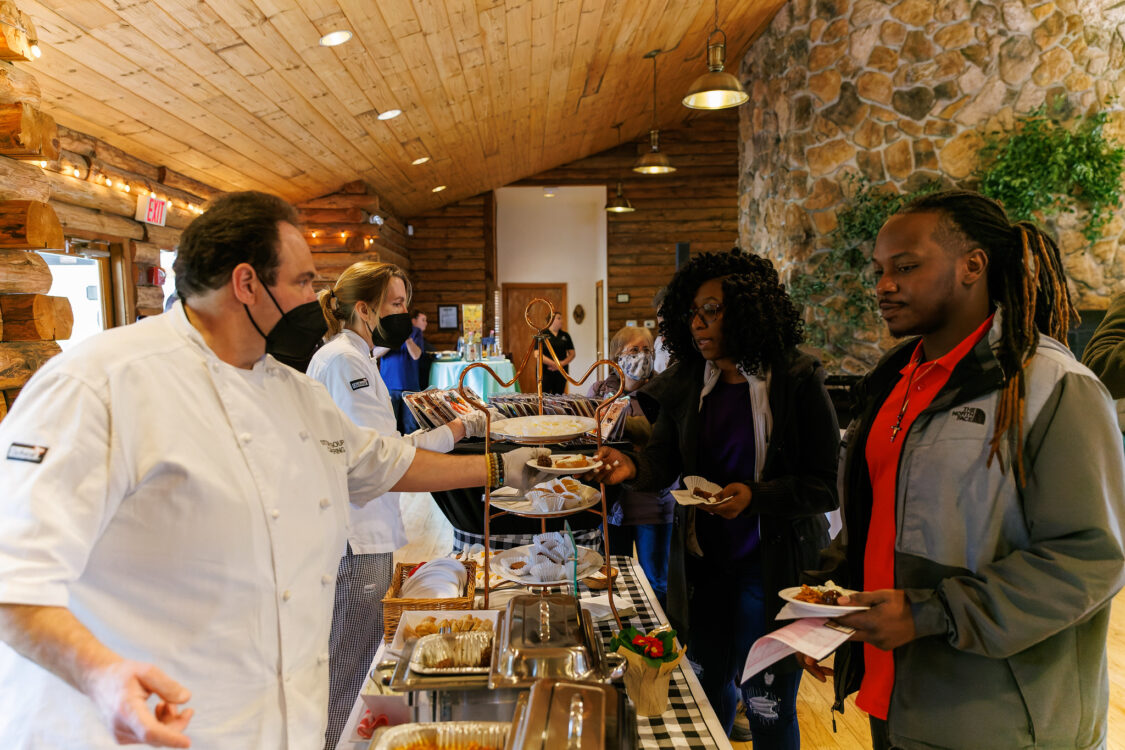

{"left": 778, "top": 585, "right": 869, "bottom": 615}
{"left": 524, "top": 454, "right": 603, "bottom": 474}
{"left": 671, "top": 476, "right": 728, "bottom": 506}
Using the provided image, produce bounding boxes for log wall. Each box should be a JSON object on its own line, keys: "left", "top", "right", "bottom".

{"left": 514, "top": 112, "right": 740, "bottom": 333}
{"left": 300, "top": 180, "right": 409, "bottom": 289}
{"left": 406, "top": 193, "right": 494, "bottom": 351}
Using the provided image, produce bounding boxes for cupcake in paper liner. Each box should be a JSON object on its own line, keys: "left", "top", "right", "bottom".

{"left": 499, "top": 556, "right": 531, "bottom": 577}
{"left": 532, "top": 532, "right": 565, "bottom": 550}
{"left": 530, "top": 493, "right": 567, "bottom": 513}
{"left": 559, "top": 478, "right": 582, "bottom": 494}
{"left": 558, "top": 491, "right": 585, "bottom": 509}
{"left": 528, "top": 560, "right": 568, "bottom": 583}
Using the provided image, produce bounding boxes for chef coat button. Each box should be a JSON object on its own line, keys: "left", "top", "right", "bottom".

{"left": 322, "top": 574, "right": 333, "bottom": 586}
{"left": 210, "top": 362, "right": 220, "bottom": 372}
{"left": 240, "top": 433, "right": 252, "bottom": 444}
{"left": 299, "top": 430, "right": 310, "bottom": 440}
{"left": 282, "top": 590, "right": 292, "bottom": 602}
{"left": 271, "top": 508, "right": 280, "bottom": 519}
{"left": 319, "top": 497, "right": 331, "bottom": 509}
{"left": 318, "top": 652, "right": 329, "bottom": 664}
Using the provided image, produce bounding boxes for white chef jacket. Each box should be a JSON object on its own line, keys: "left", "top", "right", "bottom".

{"left": 306, "top": 329, "right": 454, "bottom": 554}
{"left": 0, "top": 302, "right": 416, "bottom": 749}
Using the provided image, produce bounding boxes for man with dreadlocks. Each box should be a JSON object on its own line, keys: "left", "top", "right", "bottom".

{"left": 803, "top": 190, "right": 1125, "bottom": 749}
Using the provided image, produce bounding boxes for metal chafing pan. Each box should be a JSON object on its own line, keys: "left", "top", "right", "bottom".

{"left": 373, "top": 721, "right": 510, "bottom": 750}
{"left": 504, "top": 679, "right": 638, "bottom": 750}
{"left": 408, "top": 631, "right": 494, "bottom": 675}
{"left": 489, "top": 594, "right": 625, "bottom": 689}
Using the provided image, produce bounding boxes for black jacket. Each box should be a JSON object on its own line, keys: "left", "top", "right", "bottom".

{"left": 631, "top": 348, "right": 840, "bottom": 643}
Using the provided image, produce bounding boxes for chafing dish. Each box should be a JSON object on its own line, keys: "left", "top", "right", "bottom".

{"left": 505, "top": 679, "right": 638, "bottom": 750}
{"left": 490, "top": 594, "right": 625, "bottom": 689}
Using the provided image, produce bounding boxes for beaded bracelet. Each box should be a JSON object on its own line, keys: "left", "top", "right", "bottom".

{"left": 485, "top": 452, "right": 505, "bottom": 489}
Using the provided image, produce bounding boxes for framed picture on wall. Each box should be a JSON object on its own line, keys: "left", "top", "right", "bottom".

{"left": 438, "top": 305, "right": 459, "bottom": 330}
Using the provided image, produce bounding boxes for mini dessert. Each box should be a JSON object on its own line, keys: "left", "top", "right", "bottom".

{"left": 553, "top": 455, "right": 590, "bottom": 469}
{"left": 536, "top": 454, "right": 553, "bottom": 467}
{"left": 692, "top": 487, "right": 713, "bottom": 500}
{"left": 793, "top": 583, "right": 845, "bottom": 606}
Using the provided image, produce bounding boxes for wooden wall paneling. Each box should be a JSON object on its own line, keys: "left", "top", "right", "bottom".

{"left": 157, "top": 167, "right": 222, "bottom": 202}
{"left": 0, "top": 102, "right": 57, "bottom": 159}
{"left": 44, "top": 169, "right": 134, "bottom": 216}
{"left": 0, "top": 200, "right": 63, "bottom": 249}
{"left": 2, "top": 386, "right": 17, "bottom": 408}
{"left": 52, "top": 201, "right": 143, "bottom": 241}
{"left": 0, "top": 293, "right": 71, "bottom": 340}
{"left": 0, "top": 1, "right": 32, "bottom": 62}
{"left": 0, "top": 340, "right": 61, "bottom": 389}
{"left": 0, "top": 152, "right": 48, "bottom": 202}
{"left": 0, "top": 247, "right": 49, "bottom": 293}
{"left": 131, "top": 241, "right": 160, "bottom": 267}
{"left": 135, "top": 284, "right": 163, "bottom": 312}
{"left": 143, "top": 223, "right": 181, "bottom": 250}
{"left": 0, "top": 60, "right": 39, "bottom": 107}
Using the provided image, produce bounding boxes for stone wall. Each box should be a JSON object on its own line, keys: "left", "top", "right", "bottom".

{"left": 739, "top": 0, "right": 1125, "bottom": 372}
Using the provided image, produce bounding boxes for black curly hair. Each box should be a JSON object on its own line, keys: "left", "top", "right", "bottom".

{"left": 658, "top": 250, "right": 804, "bottom": 376}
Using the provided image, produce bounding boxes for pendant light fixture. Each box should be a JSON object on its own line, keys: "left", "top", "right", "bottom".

{"left": 682, "top": 0, "right": 749, "bottom": 110}
{"left": 607, "top": 125, "right": 637, "bottom": 213}
{"left": 606, "top": 182, "right": 635, "bottom": 213}
{"left": 633, "top": 50, "right": 676, "bottom": 175}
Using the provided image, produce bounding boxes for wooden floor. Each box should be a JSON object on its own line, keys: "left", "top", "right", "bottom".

{"left": 397, "top": 492, "right": 1125, "bottom": 749}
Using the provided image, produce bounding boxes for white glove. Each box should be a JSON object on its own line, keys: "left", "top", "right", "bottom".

{"left": 461, "top": 408, "right": 503, "bottom": 439}
{"left": 502, "top": 447, "right": 551, "bottom": 492}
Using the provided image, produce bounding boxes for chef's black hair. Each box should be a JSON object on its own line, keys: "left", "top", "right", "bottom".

{"left": 174, "top": 191, "right": 301, "bottom": 299}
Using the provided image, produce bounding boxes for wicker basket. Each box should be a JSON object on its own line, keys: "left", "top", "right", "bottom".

{"left": 382, "top": 560, "right": 478, "bottom": 643}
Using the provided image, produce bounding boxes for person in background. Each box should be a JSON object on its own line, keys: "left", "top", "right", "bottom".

{"left": 652, "top": 287, "right": 672, "bottom": 374}
{"left": 379, "top": 309, "right": 427, "bottom": 434}
{"left": 0, "top": 191, "right": 546, "bottom": 749}
{"left": 587, "top": 326, "right": 674, "bottom": 607}
{"left": 592, "top": 251, "right": 840, "bottom": 747}
{"left": 1082, "top": 291, "right": 1125, "bottom": 432}
{"left": 307, "top": 265, "right": 488, "bottom": 749}
{"left": 806, "top": 190, "right": 1125, "bottom": 750}
{"left": 542, "top": 311, "right": 575, "bottom": 394}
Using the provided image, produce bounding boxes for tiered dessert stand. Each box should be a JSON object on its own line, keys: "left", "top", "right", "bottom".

{"left": 456, "top": 299, "right": 626, "bottom": 627}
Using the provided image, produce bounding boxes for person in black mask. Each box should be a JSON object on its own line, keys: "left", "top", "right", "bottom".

{"left": 306, "top": 261, "right": 491, "bottom": 748}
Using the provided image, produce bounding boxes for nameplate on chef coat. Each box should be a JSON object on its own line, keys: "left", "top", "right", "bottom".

{"left": 7, "top": 443, "right": 48, "bottom": 463}
{"left": 349, "top": 378, "right": 370, "bottom": 391}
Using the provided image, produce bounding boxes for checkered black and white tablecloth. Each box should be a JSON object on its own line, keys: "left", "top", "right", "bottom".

{"left": 337, "top": 555, "right": 732, "bottom": 750}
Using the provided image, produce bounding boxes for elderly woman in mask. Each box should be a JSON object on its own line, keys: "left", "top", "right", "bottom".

{"left": 587, "top": 325, "right": 674, "bottom": 606}
{"left": 307, "top": 261, "right": 489, "bottom": 749}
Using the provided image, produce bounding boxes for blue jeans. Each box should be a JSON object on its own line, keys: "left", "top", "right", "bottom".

{"left": 388, "top": 390, "right": 419, "bottom": 434}
{"left": 686, "top": 555, "right": 801, "bottom": 748}
{"left": 607, "top": 522, "right": 672, "bottom": 609}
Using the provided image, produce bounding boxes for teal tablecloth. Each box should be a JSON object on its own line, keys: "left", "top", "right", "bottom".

{"left": 428, "top": 358, "right": 519, "bottom": 401}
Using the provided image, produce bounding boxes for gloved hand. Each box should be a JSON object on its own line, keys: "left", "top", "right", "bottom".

{"left": 501, "top": 446, "right": 551, "bottom": 492}
{"left": 461, "top": 408, "right": 504, "bottom": 439}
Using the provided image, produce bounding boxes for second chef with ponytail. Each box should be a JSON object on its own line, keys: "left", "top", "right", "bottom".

{"left": 306, "top": 261, "right": 490, "bottom": 749}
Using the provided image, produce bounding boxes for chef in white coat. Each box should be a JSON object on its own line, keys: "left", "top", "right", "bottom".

{"left": 306, "top": 260, "right": 490, "bottom": 748}
{"left": 0, "top": 191, "right": 542, "bottom": 749}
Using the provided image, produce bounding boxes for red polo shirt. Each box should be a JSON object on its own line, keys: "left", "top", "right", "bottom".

{"left": 857, "top": 314, "right": 994, "bottom": 720}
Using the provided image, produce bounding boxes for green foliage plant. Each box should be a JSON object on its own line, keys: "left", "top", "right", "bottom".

{"left": 976, "top": 106, "right": 1125, "bottom": 243}
{"left": 789, "top": 174, "right": 939, "bottom": 353}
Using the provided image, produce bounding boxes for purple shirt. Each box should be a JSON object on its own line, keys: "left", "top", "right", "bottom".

{"left": 694, "top": 378, "right": 760, "bottom": 562}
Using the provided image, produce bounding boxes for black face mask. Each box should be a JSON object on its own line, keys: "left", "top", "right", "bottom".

{"left": 371, "top": 312, "right": 413, "bottom": 350}
{"left": 245, "top": 284, "right": 327, "bottom": 372}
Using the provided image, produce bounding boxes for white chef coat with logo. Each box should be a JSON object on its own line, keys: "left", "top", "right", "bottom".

{"left": 0, "top": 303, "right": 416, "bottom": 749}
{"left": 307, "top": 329, "right": 454, "bottom": 554}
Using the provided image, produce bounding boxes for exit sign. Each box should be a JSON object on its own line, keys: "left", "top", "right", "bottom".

{"left": 135, "top": 195, "right": 168, "bottom": 226}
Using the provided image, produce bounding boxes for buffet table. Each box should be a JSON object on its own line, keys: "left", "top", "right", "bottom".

{"left": 337, "top": 556, "right": 733, "bottom": 750}
{"left": 428, "top": 358, "right": 520, "bottom": 401}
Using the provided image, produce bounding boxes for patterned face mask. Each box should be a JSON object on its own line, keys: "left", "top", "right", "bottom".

{"left": 618, "top": 350, "right": 654, "bottom": 382}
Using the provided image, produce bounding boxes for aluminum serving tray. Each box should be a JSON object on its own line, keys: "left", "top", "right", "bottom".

{"left": 504, "top": 679, "right": 637, "bottom": 750}
{"left": 390, "top": 629, "right": 498, "bottom": 693}
{"left": 490, "top": 594, "right": 624, "bottom": 689}
{"left": 408, "top": 631, "right": 493, "bottom": 675}
{"left": 373, "top": 721, "right": 510, "bottom": 750}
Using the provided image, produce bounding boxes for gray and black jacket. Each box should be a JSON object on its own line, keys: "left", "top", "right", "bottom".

{"left": 816, "top": 315, "right": 1125, "bottom": 749}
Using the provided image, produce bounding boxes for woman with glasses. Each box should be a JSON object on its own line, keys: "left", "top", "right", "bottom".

{"left": 587, "top": 325, "right": 674, "bottom": 606}
{"left": 592, "top": 251, "right": 840, "bottom": 748}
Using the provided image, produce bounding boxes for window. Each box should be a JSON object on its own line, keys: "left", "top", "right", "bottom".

{"left": 37, "top": 251, "right": 109, "bottom": 351}
{"left": 160, "top": 249, "right": 177, "bottom": 311}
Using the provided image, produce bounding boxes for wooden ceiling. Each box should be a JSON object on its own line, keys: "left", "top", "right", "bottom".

{"left": 24, "top": 0, "right": 784, "bottom": 217}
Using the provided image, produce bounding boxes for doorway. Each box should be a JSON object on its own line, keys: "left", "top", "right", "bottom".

{"left": 502, "top": 282, "right": 566, "bottom": 394}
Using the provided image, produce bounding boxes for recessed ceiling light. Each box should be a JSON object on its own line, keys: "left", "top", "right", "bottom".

{"left": 543, "top": 187, "right": 557, "bottom": 198}
{"left": 377, "top": 109, "right": 402, "bottom": 121}
{"left": 318, "top": 30, "right": 352, "bottom": 47}
{"left": 432, "top": 185, "right": 446, "bottom": 193}
{"left": 411, "top": 156, "right": 430, "bottom": 165}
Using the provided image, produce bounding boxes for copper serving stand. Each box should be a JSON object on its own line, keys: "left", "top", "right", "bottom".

{"left": 456, "top": 298, "right": 626, "bottom": 627}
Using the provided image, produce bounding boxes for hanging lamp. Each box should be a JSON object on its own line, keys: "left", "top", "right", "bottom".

{"left": 605, "top": 182, "right": 635, "bottom": 213}
{"left": 682, "top": 0, "right": 749, "bottom": 110}
{"left": 634, "top": 50, "right": 676, "bottom": 175}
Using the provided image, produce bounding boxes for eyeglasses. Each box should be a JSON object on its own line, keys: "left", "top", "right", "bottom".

{"left": 685, "top": 302, "right": 723, "bottom": 325}
{"left": 623, "top": 346, "right": 654, "bottom": 356}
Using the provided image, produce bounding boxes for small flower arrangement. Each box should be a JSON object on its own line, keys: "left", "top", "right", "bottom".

{"left": 610, "top": 626, "right": 680, "bottom": 669}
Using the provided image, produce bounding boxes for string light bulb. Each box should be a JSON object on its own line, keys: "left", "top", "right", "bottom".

{"left": 123, "top": 184, "right": 130, "bottom": 192}
{"left": 30, "top": 44, "right": 40, "bottom": 59}
{"left": 105, "top": 178, "right": 112, "bottom": 187}
{"left": 72, "top": 168, "right": 80, "bottom": 177}
{"left": 311, "top": 231, "right": 318, "bottom": 238}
